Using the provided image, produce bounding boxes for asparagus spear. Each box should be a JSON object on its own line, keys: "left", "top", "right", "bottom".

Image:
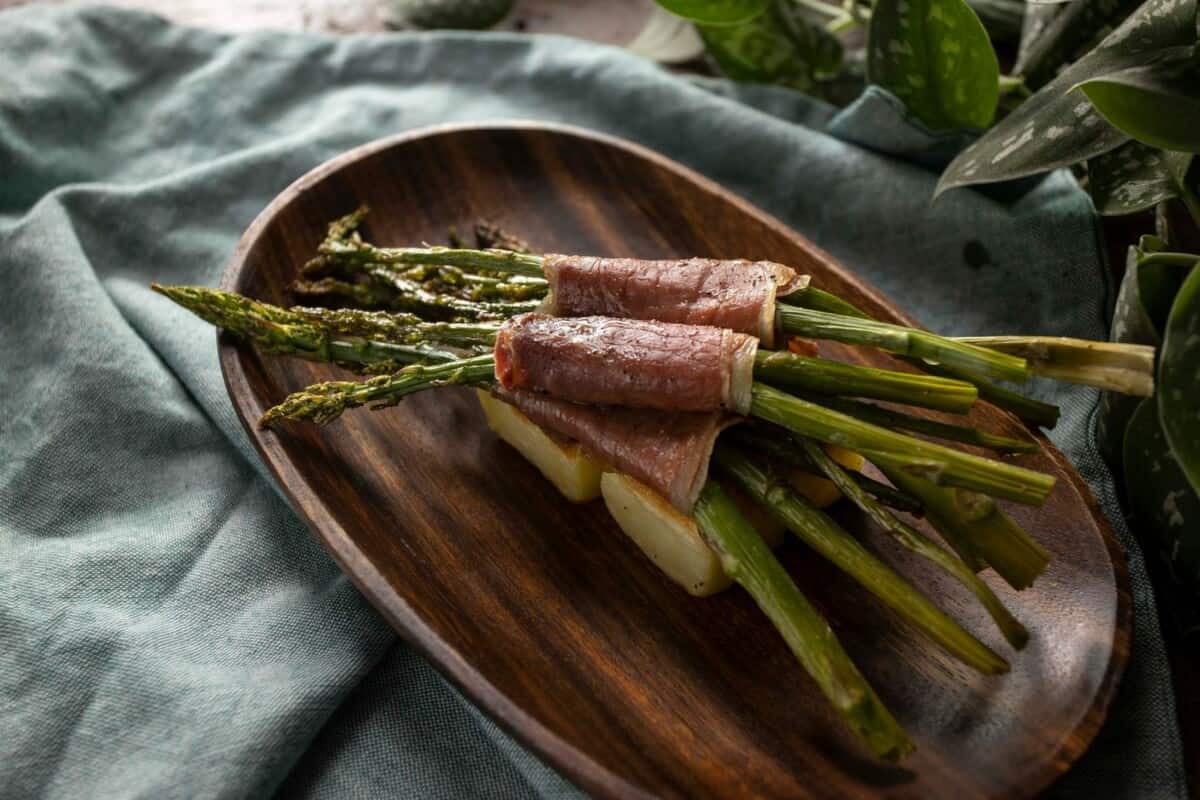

{"left": 952, "top": 336, "right": 1155, "bottom": 395}
{"left": 795, "top": 395, "right": 1038, "bottom": 454}
{"left": 777, "top": 304, "right": 1031, "bottom": 384}
{"left": 691, "top": 481, "right": 914, "bottom": 761}
{"left": 713, "top": 448, "right": 1012, "bottom": 671}
{"left": 151, "top": 284, "right": 461, "bottom": 370}
{"left": 725, "top": 428, "right": 924, "bottom": 514}
{"left": 753, "top": 350, "right": 978, "bottom": 414}
{"left": 880, "top": 466, "right": 1049, "bottom": 591}
{"left": 799, "top": 440, "right": 1028, "bottom": 649}
{"left": 258, "top": 355, "right": 496, "bottom": 426}
{"left": 159, "top": 286, "right": 993, "bottom": 416}
{"left": 253, "top": 355, "right": 1055, "bottom": 505}
{"left": 917, "top": 361, "right": 1061, "bottom": 429}
{"left": 750, "top": 384, "right": 1055, "bottom": 506}
{"left": 789, "top": 287, "right": 1064, "bottom": 428}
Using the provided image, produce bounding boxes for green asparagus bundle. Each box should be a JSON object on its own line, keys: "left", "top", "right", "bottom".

{"left": 149, "top": 210, "right": 1154, "bottom": 763}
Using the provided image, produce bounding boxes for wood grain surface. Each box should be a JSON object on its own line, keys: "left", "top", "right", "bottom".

{"left": 217, "top": 123, "right": 1130, "bottom": 799}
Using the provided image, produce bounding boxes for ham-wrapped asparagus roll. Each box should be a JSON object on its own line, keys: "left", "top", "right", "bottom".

{"left": 493, "top": 388, "right": 735, "bottom": 513}
{"left": 540, "top": 256, "right": 807, "bottom": 347}
{"left": 494, "top": 314, "right": 758, "bottom": 415}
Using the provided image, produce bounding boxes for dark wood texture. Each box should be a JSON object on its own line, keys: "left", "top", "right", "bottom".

{"left": 218, "top": 123, "right": 1130, "bottom": 799}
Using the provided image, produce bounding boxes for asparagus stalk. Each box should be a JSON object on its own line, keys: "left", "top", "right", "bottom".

{"left": 915, "top": 361, "right": 1061, "bottom": 429}
{"left": 323, "top": 239, "right": 547, "bottom": 279}
{"left": 750, "top": 383, "right": 1056, "bottom": 506}
{"left": 798, "top": 395, "right": 1038, "bottom": 454}
{"left": 259, "top": 365, "right": 1056, "bottom": 505}
{"left": 788, "top": 287, "right": 1063, "bottom": 428}
{"left": 799, "top": 441, "right": 1028, "bottom": 649}
{"left": 258, "top": 355, "right": 496, "bottom": 426}
{"left": 880, "top": 466, "right": 1049, "bottom": 591}
{"left": 161, "top": 286, "right": 1008, "bottom": 424}
{"left": 953, "top": 336, "right": 1156, "bottom": 395}
{"left": 151, "top": 284, "right": 461, "bottom": 370}
{"left": 291, "top": 276, "right": 402, "bottom": 309}
{"left": 778, "top": 304, "right": 1031, "bottom": 384}
{"left": 725, "top": 428, "right": 924, "bottom": 514}
{"left": 714, "top": 448, "right": 1011, "bottom": 672}
{"left": 753, "top": 351, "right": 978, "bottom": 414}
{"left": 691, "top": 481, "right": 914, "bottom": 760}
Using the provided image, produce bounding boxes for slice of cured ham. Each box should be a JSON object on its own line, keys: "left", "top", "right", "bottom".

{"left": 540, "top": 255, "right": 808, "bottom": 347}
{"left": 494, "top": 314, "right": 757, "bottom": 415}
{"left": 493, "top": 388, "right": 736, "bottom": 513}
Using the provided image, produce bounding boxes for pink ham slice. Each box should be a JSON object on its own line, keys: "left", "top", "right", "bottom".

{"left": 494, "top": 314, "right": 757, "bottom": 415}
{"left": 541, "top": 255, "right": 808, "bottom": 347}
{"left": 494, "top": 388, "right": 736, "bottom": 513}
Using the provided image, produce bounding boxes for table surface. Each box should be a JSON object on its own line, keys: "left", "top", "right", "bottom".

{"left": 3, "top": 1, "right": 1196, "bottom": 796}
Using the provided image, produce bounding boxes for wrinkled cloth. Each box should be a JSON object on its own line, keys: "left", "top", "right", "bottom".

{"left": 0, "top": 5, "right": 1185, "bottom": 798}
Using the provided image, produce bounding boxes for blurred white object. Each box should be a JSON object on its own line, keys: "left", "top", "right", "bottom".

{"left": 3, "top": 0, "right": 704, "bottom": 61}
{"left": 624, "top": 4, "right": 704, "bottom": 63}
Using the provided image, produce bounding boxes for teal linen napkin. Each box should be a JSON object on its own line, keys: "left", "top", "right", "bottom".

{"left": 0, "top": 6, "right": 1185, "bottom": 797}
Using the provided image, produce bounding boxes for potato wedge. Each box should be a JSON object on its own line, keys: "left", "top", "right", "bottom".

{"left": 787, "top": 445, "right": 863, "bottom": 509}
{"left": 601, "top": 445, "right": 863, "bottom": 597}
{"left": 602, "top": 472, "right": 731, "bottom": 596}
{"left": 476, "top": 390, "right": 602, "bottom": 502}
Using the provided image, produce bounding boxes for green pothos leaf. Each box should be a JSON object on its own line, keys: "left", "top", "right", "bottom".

{"left": 867, "top": 0, "right": 999, "bottom": 130}
{"left": 1098, "top": 235, "right": 1187, "bottom": 465}
{"left": 655, "top": 0, "right": 770, "bottom": 25}
{"left": 1124, "top": 397, "right": 1200, "bottom": 591}
{"left": 1077, "top": 46, "right": 1200, "bottom": 154}
{"left": 937, "top": 0, "right": 1197, "bottom": 195}
{"left": 1087, "top": 142, "right": 1194, "bottom": 215}
{"left": 1015, "top": 0, "right": 1146, "bottom": 90}
{"left": 698, "top": 0, "right": 842, "bottom": 91}
{"left": 1160, "top": 262, "right": 1200, "bottom": 494}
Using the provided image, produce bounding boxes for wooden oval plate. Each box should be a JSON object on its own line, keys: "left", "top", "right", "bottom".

{"left": 218, "top": 123, "right": 1130, "bottom": 799}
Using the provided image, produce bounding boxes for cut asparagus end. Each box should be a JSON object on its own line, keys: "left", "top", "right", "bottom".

{"left": 715, "top": 447, "right": 1013, "bottom": 670}
{"left": 693, "top": 481, "right": 915, "bottom": 761}
{"left": 954, "top": 336, "right": 1156, "bottom": 396}
{"left": 882, "top": 467, "right": 1049, "bottom": 591}
{"left": 800, "top": 441, "right": 1028, "bottom": 651}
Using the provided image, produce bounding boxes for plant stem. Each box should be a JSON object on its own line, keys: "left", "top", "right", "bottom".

{"left": 1176, "top": 180, "right": 1200, "bottom": 229}
{"left": 692, "top": 481, "right": 914, "bottom": 760}
{"left": 880, "top": 466, "right": 1049, "bottom": 591}
{"left": 750, "top": 383, "right": 1056, "bottom": 505}
{"left": 715, "top": 447, "right": 1011, "bottom": 670}
{"left": 800, "top": 441, "right": 1028, "bottom": 649}
{"left": 778, "top": 304, "right": 1030, "bottom": 384}
{"left": 790, "top": 0, "right": 855, "bottom": 19}
{"left": 953, "top": 336, "right": 1155, "bottom": 395}
{"left": 802, "top": 396, "right": 1038, "bottom": 454}
{"left": 753, "top": 351, "right": 978, "bottom": 414}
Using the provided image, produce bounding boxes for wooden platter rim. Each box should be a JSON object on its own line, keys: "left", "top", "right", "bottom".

{"left": 216, "top": 121, "right": 1131, "bottom": 799}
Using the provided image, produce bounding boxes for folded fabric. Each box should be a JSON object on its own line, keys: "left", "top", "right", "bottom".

{"left": 0, "top": 5, "right": 1185, "bottom": 798}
